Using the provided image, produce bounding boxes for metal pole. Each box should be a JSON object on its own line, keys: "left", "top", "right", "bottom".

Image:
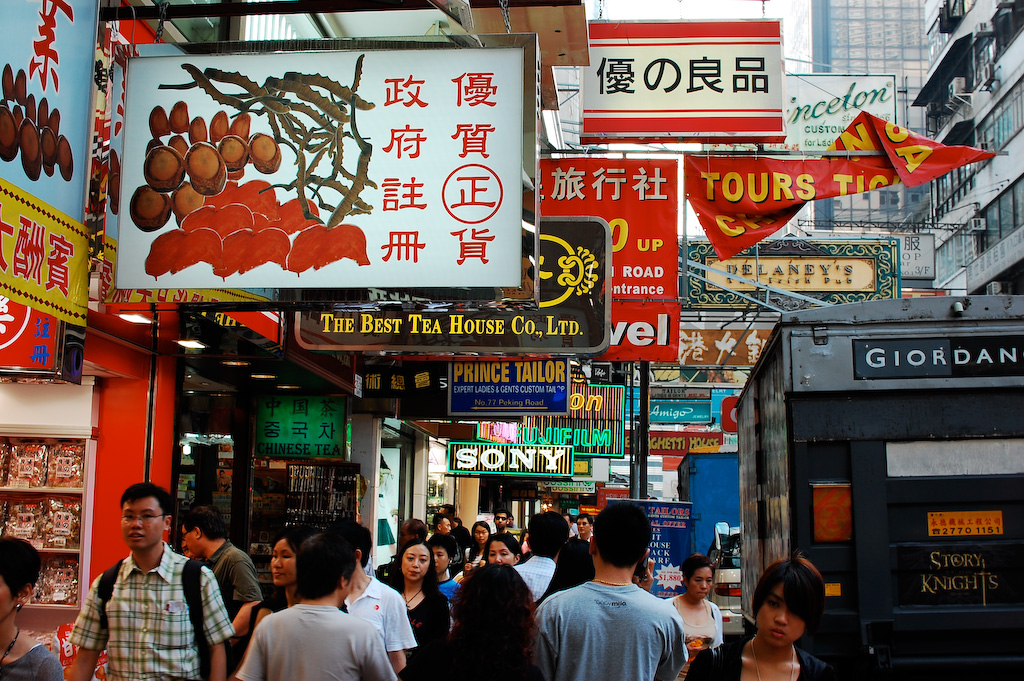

{"left": 637, "top": 360, "right": 650, "bottom": 499}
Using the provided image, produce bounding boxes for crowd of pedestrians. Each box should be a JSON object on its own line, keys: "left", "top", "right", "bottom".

{"left": 19, "top": 482, "right": 837, "bottom": 681}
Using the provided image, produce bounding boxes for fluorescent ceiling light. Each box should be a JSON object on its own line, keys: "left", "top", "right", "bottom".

{"left": 250, "top": 373, "right": 277, "bottom": 379}
{"left": 118, "top": 313, "right": 154, "bottom": 324}
{"left": 175, "top": 339, "right": 207, "bottom": 349}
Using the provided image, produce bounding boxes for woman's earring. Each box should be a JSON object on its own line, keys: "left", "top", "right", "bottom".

{"left": 15, "top": 603, "right": 21, "bottom": 612}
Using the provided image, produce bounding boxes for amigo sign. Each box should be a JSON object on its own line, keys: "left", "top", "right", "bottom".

{"left": 447, "top": 443, "right": 574, "bottom": 477}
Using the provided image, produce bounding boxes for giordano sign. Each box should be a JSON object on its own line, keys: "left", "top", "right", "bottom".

{"left": 295, "top": 216, "right": 611, "bottom": 354}
{"left": 447, "top": 442, "right": 575, "bottom": 477}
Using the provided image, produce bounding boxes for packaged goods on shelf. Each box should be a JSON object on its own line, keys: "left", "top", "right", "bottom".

{"left": 37, "top": 555, "right": 79, "bottom": 605}
{"left": 8, "top": 442, "right": 48, "bottom": 488}
{"left": 43, "top": 497, "right": 81, "bottom": 549}
{"left": 46, "top": 441, "right": 85, "bottom": 488}
{"left": 6, "top": 501, "right": 45, "bottom": 548}
{"left": 0, "top": 440, "right": 9, "bottom": 486}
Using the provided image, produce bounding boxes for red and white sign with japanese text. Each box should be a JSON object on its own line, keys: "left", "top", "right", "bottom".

{"left": 113, "top": 45, "right": 531, "bottom": 290}
{"left": 582, "top": 21, "right": 785, "bottom": 142}
{"left": 540, "top": 158, "right": 680, "bottom": 362}
{"left": 0, "top": 297, "right": 58, "bottom": 372}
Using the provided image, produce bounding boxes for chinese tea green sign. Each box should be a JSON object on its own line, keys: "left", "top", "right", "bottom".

{"left": 255, "top": 395, "right": 346, "bottom": 457}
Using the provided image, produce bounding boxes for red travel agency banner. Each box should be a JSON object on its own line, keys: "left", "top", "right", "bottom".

{"left": 583, "top": 21, "right": 785, "bottom": 143}
{"left": 540, "top": 158, "right": 680, "bottom": 362}
{"left": 686, "top": 112, "right": 996, "bottom": 259}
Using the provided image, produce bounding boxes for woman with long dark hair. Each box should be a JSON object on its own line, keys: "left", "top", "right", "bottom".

{"left": 685, "top": 552, "right": 836, "bottom": 681}
{"left": 389, "top": 538, "right": 450, "bottom": 656}
{"left": 672, "top": 553, "right": 723, "bottom": 679}
{"left": 400, "top": 563, "right": 543, "bottom": 681}
{"left": 461, "top": 521, "right": 491, "bottom": 575}
{"left": 251, "top": 524, "right": 317, "bottom": 629}
{"left": 538, "top": 537, "right": 594, "bottom": 604}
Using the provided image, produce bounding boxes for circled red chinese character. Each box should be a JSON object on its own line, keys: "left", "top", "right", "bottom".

{"left": 442, "top": 164, "right": 503, "bottom": 225}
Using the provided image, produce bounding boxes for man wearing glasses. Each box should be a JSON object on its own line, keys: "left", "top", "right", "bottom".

{"left": 493, "top": 509, "right": 513, "bottom": 535}
{"left": 68, "top": 483, "right": 235, "bottom": 681}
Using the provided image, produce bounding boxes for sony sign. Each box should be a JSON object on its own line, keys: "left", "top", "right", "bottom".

{"left": 447, "top": 442, "right": 575, "bottom": 477}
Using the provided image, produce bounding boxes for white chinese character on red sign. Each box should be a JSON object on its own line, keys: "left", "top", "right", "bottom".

{"left": 633, "top": 166, "right": 669, "bottom": 200}
{"left": 591, "top": 167, "right": 628, "bottom": 200}
{"left": 547, "top": 167, "right": 586, "bottom": 201}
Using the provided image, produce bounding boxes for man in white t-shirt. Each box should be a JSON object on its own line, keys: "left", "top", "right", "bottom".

{"left": 235, "top": 532, "right": 394, "bottom": 681}
{"left": 334, "top": 521, "right": 417, "bottom": 674}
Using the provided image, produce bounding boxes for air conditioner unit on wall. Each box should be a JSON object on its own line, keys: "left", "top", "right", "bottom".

{"left": 976, "top": 22, "right": 995, "bottom": 37}
{"left": 986, "top": 281, "right": 1010, "bottom": 295}
{"left": 982, "top": 62, "right": 999, "bottom": 88}
{"left": 949, "top": 77, "right": 968, "bottom": 98}
{"left": 968, "top": 216, "right": 986, "bottom": 232}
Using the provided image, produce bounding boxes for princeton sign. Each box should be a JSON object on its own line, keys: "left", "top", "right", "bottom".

{"left": 447, "top": 442, "right": 575, "bottom": 477}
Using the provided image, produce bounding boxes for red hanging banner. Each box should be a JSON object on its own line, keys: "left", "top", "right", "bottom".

{"left": 685, "top": 112, "right": 995, "bottom": 260}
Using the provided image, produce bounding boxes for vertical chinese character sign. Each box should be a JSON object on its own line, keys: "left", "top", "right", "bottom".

{"left": 112, "top": 44, "right": 532, "bottom": 291}
{"left": 0, "top": 0, "right": 98, "bottom": 325}
{"left": 540, "top": 158, "right": 680, "bottom": 362}
{"left": 582, "top": 21, "right": 785, "bottom": 142}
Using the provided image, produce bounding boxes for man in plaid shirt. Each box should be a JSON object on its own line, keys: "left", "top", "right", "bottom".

{"left": 68, "top": 483, "right": 235, "bottom": 681}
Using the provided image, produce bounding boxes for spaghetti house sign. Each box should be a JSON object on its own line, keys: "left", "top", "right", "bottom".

{"left": 447, "top": 442, "right": 575, "bottom": 477}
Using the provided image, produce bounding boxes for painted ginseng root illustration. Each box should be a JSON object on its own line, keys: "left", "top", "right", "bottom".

{"left": 128, "top": 56, "right": 375, "bottom": 278}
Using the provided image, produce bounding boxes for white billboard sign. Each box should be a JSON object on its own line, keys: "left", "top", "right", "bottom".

{"left": 582, "top": 20, "right": 786, "bottom": 142}
{"left": 113, "top": 43, "right": 531, "bottom": 289}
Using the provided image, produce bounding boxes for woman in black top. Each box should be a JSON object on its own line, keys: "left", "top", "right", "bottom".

{"left": 390, "top": 538, "right": 450, "bottom": 656}
{"left": 686, "top": 552, "right": 837, "bottom": 681}
{"left": 400, "top": 563, "right": 544, "bottom": 681}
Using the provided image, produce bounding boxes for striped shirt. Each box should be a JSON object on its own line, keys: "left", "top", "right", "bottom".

{"left": 70, "top": 544, "right": 235, "bottom": 681}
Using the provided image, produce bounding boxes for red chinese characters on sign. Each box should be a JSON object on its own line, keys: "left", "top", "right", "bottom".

{"left": 0, "top": 204, "right": 77, "bottom": 294}
{"left": 30, "top": 0, "right": 74, "bottom": 91}
{"left": 442, "top": 164, "right": 502, "bottom": 225}
{"left": 380, "top": 70, "right": 505, "bottom": 262}
{"left": 0, "top": 297, "right": 57, "bottom": 371}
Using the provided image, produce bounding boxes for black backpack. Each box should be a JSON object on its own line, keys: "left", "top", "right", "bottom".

{"left": 97, "top": 558, "right": 211, "bottom": 679}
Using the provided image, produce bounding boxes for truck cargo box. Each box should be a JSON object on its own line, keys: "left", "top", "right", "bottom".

{"left": 737, "top": 296, "right": 1024, "bottom": 678}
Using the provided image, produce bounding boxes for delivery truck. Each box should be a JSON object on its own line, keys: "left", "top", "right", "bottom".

{"left": 736, "top": 296, "right": 1024, "bottom": 678}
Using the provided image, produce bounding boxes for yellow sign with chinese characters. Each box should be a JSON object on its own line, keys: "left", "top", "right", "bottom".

{"left": 927, "top": 510, "right": 1003, "bottom": 537}
{"left": 0, "top": 178, "right": 90, "bottom": 325}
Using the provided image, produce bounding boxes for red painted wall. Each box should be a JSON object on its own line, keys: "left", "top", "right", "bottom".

{"left": 85, "top": 312, "right": 179, "bottom": 582}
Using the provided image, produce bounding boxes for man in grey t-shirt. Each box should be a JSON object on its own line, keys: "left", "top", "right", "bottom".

{"left": 535, "top": 503, "right": 687, "bottom": 681}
